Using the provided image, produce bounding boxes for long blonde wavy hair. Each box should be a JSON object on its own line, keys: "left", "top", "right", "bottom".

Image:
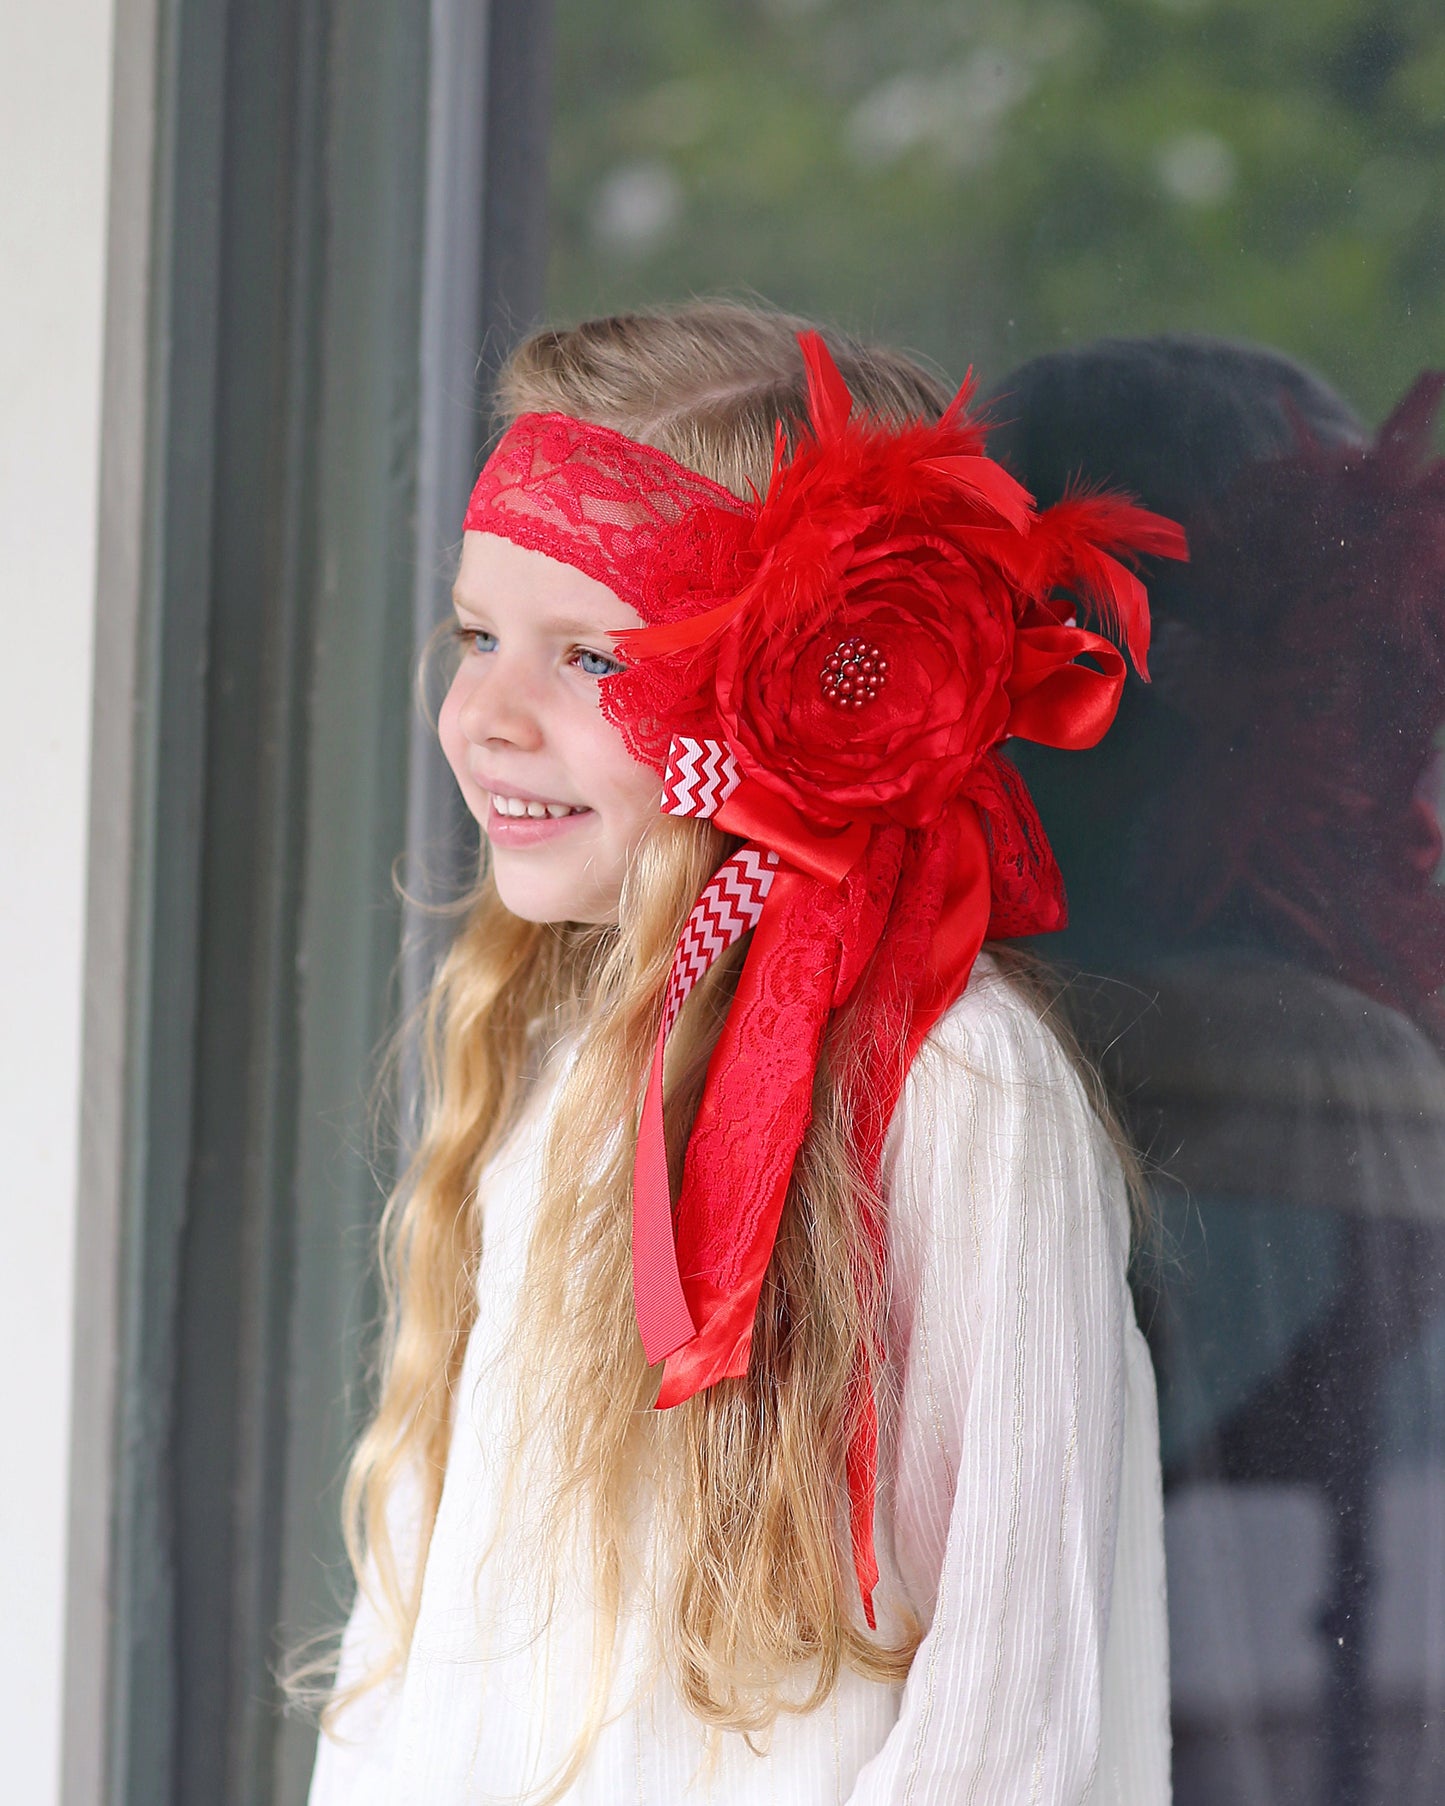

{"left": 309, "top": 300, "right": 1145, "bottom": 1791}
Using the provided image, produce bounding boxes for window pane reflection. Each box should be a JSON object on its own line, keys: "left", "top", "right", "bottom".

{"left": 990, "top": 344, "right": 1445, "bottom": 1804}
{"left": 550, "top": 5, "right": 1445, "bottom": 1799}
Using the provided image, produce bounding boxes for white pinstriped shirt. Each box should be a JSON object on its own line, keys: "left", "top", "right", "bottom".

{"left": 309, "top": 954, "right": 1170, "bottom": 1803}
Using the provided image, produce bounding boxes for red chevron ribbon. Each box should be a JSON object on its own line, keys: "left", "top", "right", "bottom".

{"left": 633, "top": 842, "right": 779, "bottom": 1363}
{"left": 661, "top": 734, "right": 741, "bottom": 818}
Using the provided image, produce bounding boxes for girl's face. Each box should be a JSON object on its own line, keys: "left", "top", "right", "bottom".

{"left": 439, "top": 532, "right": 662, "bottom": 924}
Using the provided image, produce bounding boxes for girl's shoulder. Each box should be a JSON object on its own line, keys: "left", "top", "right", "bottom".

{"left": 889, "top": 948, "right": 1126, "bottom": 1233}
{"left": 909, "top": 948, "right": 1089, "bottom": 1114}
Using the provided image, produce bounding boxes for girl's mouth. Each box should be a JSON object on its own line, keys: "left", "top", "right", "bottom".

{"left": 484, "top": 792, "right": 594, "bottom": 847}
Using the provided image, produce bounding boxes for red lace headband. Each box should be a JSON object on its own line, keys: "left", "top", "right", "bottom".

{"left": 464, "top": 334, "right": 1188, "bottom": 1626}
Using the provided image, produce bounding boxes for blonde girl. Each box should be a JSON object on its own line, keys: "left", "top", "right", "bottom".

{"left": 304, "top": 300, "right": 1182, "bottom": 1804}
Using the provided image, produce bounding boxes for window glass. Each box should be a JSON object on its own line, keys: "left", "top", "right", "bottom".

{"left": 551, "top": 4, "right": 1445, "bottom": 1800}
{"left": 550, "top": 0, "right": 1442, "bottom": 412}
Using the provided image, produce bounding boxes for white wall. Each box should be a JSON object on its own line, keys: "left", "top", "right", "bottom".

{"left": 0, "top": 4, "right": 117, "bottom": 1802}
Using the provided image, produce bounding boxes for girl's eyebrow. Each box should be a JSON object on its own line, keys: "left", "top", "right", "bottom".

{"left": 450, "top": 593, "right": 623, "bottom": 638}
{"left": 548, "top": 617, "right": 627, "bottom": 638}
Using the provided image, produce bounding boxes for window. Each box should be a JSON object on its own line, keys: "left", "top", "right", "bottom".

{"left": 544, "top": 4, "right": 1445, "bottom": 1798}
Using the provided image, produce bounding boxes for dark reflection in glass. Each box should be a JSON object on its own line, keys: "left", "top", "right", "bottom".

{"left": 547, "top": 3, "right": 1445, "bottom": 1788}
{"left": 987, "top": 340, "right": 1445, "bottom": 1806}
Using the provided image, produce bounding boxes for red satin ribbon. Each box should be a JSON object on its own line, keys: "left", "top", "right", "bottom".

{"left": 634, "top": 630, "right": 1126, "bottom": 1627}
{"left": 633, "top": 1040, "right": 698, "bottom": 1363}
{"left": 714, "top": 780, "right": 871, "bottom": 883}
{"left": 1007, "top": 623, "right": 1127, "bottom": 749}
{"left": 654, "top": 865, "right": 839, "bottom": 1407}
{"left": 839, "top": 801, "right": 994, "bottom": 1623}
{"left": 639, "top": 799, "right": 997, "bottom": 1626}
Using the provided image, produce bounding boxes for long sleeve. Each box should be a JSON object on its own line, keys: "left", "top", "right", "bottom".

{"left": 846, "top": 962, "right": 1147, "bottom": 1804}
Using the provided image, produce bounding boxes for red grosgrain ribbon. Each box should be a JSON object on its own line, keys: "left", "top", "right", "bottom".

{"left": 660, "top": 735, "right": 741, "bottom": 817}
{"left": 633, "top": 837, "right": 780, "bottom": 1364}
{"left": 653, "top": 862, "right": 844, "bottom": 1402}
{"left": 835, "top": 801, "right": 997, "bottom": 1624}
{"left": 635, "top": 739, "right": 1009, "bottom": 1629}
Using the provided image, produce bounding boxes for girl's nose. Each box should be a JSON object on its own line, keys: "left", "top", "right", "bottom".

{"left": 456, "top": 662, "right": 545, "bottom": 752}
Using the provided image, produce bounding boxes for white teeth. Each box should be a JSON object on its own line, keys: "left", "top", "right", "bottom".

{"left": 488, "top": 792, "right": 583, "bottom": 819}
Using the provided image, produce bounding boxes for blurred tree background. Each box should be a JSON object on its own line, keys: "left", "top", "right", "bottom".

{"left": 547, "top": 0, "right": 1444, "bottom": 421}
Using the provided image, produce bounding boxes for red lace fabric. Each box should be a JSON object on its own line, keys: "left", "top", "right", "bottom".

{"left": 464, "top": 414, "right": 753, "bottom": 768}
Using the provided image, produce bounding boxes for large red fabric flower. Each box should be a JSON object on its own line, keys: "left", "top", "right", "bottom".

{"left": 715, "top": 545, "right": 1013, "bottom": 828}
{"left": 610, "top": 334, "right": 1187, "bottom": 847}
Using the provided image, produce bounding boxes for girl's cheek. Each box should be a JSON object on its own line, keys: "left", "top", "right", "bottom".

{"left": 609, "top": 779, "right": 665, "bottom": 859}
{"left": 437, "top": 678, "right": 472, "bottom": 785}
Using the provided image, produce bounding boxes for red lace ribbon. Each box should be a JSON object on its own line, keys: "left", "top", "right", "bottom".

{"left": 636, "top": 738, "right": 1065, "bottom": 1626}
{"left": 633, "top": 838, "right": 779, "bottom": 1360}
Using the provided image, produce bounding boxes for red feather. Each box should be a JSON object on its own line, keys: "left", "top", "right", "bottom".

{"left": 799, "top": 330, "right": 855, "bottom": 438}
{"left": 920, "top": 455, "right": 1035, "bottom": 532}
{"left": 620, "top": 336, "right": 1185, "bottom": 705}
{"left": 1024, "top": 492, "right": 1189, "bottom": 679}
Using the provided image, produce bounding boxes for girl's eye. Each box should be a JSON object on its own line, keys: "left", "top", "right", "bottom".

{"left": 451, "top": 625, "right": 497, "bottom": 655}
{"left": 574, "top": 647, "right": 625, "bottom": 678}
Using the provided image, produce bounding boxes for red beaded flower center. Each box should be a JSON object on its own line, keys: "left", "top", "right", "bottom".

{"left": 819, "top": 638, "right": 889, "bottom": 709}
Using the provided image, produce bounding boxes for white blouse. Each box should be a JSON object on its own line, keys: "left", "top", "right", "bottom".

{"left": 309, "top": 953, "right": 1170, "bottom": 1803}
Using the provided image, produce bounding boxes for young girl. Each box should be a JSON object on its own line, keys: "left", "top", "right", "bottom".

{"left": 304, "top": 301, "right": 1185, "bottom": 1804}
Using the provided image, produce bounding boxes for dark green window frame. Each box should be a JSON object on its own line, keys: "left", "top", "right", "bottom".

{"left": 65, "top": 5, "right": 551, "bottom": 1802}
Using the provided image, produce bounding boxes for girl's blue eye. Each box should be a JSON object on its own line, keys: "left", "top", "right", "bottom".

{"left": 575, "top": 647, "right": 624, "bottom": 678}
{"left": 452, "top": 625, "right": 497, "bottom": 655}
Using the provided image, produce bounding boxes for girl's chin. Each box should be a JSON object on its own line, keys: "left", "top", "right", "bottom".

{"left": 489, "top": 857, "right": 620, "bottom": 927}
{"left": 493, "top": 891, "right": 620, "bottom": 927}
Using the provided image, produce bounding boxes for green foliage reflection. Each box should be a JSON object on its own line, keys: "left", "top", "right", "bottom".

{"left": 549, "top": 0, "right": 1445, "bottom": 412}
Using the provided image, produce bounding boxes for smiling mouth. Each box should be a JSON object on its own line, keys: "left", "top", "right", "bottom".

{"left": 486, "top": 792, "right": 591, "bottom": 820}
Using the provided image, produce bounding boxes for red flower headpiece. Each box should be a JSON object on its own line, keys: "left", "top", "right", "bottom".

{"left": 464, "top": 334, "right": 1187, "bottom": 1625}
